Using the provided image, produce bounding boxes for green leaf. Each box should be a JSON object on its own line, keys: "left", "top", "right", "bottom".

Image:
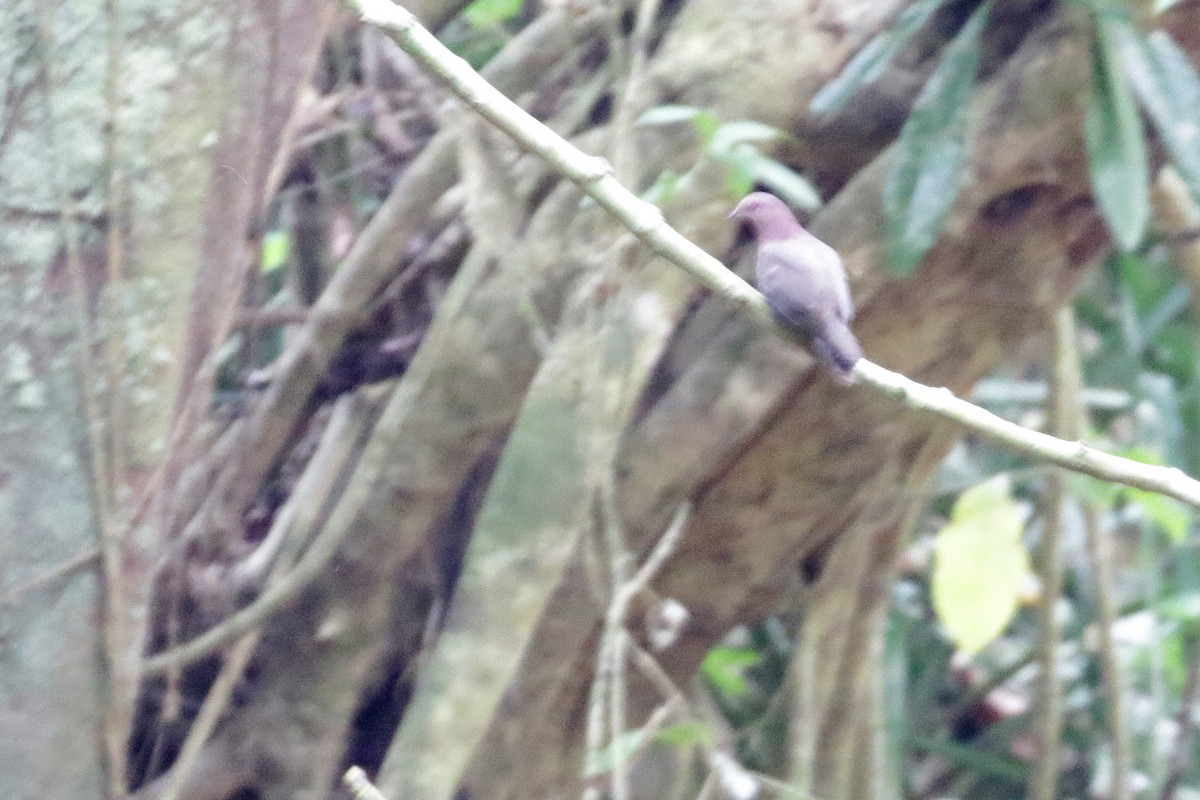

{"left": 1150, "top": 322, "right": 1196, "bottom": 382}
{"left": 642, "top": 169, "right": 682, "bottom": 206}
{"left": 1117, "top": 28, "right": 1200, "bottom": 206}
{"left": 1158, "top": 591, "right": 1200, "bottom": 621}
{"left": 1067, "top": 472, "right": 1121, "bottom": 508}
{"left": 722, "top": 143, "right": 757, "bottom": 198}
{"left": 655, "top": 721, "right": 716, "bottom": 747}
{"left": 810, "top": 0, "right": 946, "bottom": 115}
{"left": 585, "top": 730, "right": 644, "bottom": 777}
{"left": 463, "top": 0, "right": 522, "bottom": 27}
{"left": 1115, "top": 443, "right": 1166, "bottom": 466}
{"left": 1127, "top": 487, "right": 1191, "bottom": 543}
{"left": 636, "top": 104, "right": 706, "bottom": 127}
{"left": 741, "top": 151, "right": 823, "bottom": 210}
{"left": 692, "top": 110, "right": 723, "bottom": 145}
{"left": 1084, "top": 16, "right": 1150, "bottom": 251}
{"left": 261, "top": 230, "right": 290, "bottom": 273}
{"left": 931, "top": 476, "right": 1032, "bottom": 656}
{"left": 905, "top": 734, "right": 1029, "bottom": 783}
{"left": 708, "top": 120, "right": 787, "bottom": 159}
{"left": 701, "top": 646, "right": 759, "bottom": 696}
{"left": 635, "top": 105, "right": 721, "bottom": 145}
{"left": 882, "top": 0, "right": 993, "bottom": 276}
{"left": 1140, "top": 284, "right": 1191, "bottom": 344}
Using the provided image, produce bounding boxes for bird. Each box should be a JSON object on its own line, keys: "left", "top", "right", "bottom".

{"left": 729, "top": 192, "right": 862, "bottom": 383}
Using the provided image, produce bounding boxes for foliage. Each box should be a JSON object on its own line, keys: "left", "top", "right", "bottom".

{"left": 1117, "top": 27, "right": 1200, "bottom": 213}
{"left": 463, "top": 0, "right": 522, "bottom": 27}
{"left": 585, "top": 730, "right": 645, "bottom": 777}
{"left": 700, "top": 644, "right": 761, "bottom": 697}
{"left": 809, "top": 0, "right": 945, "bottom": 116}
{"left": 632, "top": 7, "right": 1200, "bottom": 796}
{"left": 1084, "top": 11, "right": 1150, "bottom": 251}
{"left": 931, "top": 476, "right": 1033, "bottom": 656}
{"left": 261, "top": 230, "right": 290, "bottom": 274}
{"left": 442, "top": 0, "right": 525, "bottom": 68}
{"left": 883, "top": 0, "right": 992, "bottom": 275}
{"left": 813, "top": 0, "right": 1200, "bottom": 269}
{"left": 636, "top": 106, "right": 821, "bottom": 210}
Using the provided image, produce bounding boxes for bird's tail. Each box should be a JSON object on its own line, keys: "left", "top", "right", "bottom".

{"left": 813, "top": 320, "right": 863, "bottom": 385}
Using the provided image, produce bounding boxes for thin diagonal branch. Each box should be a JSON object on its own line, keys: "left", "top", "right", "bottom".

{"left": 348, "top": 0, "right": 1200, "bottom": 510}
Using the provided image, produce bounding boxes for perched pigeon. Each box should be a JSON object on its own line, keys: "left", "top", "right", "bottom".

{"left": 730, "top": 192, "right": 862, "bottom": 383}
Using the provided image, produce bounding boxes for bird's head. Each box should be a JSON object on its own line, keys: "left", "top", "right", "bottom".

{"left": 729, "top": 192, "right": 803, "bottom": 239}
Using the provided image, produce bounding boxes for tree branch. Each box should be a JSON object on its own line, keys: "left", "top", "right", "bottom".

{"left": 347, "top": 0, "right": 1200, "bottom": 511}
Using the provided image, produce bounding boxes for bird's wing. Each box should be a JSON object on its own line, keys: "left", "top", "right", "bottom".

{"left": 757, "top": 238, "right": 846, "bottom": 328}
{"left": 803, "top": 235, "right": 854, "bottom": 323}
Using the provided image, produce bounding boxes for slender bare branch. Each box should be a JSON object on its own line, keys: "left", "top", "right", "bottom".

{"left": 157, "top": 635, "right": 259, "bottom": 800}
{"left": 0, "top": 547, "right": 101, "bottom": 606}
{"left": 348, "top": 0, "right": 1200, "bottom": 511}
{"left": 1028, "top": 307, "right": 1079, "bottom": 800}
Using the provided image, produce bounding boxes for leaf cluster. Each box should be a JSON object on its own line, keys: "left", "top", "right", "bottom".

{"left": 814, "top": 0, "right": 1200, "bottom": 273}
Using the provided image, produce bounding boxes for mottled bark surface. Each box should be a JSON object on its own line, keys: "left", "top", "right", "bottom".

{"left": 1, "top": 0, "right": 327, "bottom": 796}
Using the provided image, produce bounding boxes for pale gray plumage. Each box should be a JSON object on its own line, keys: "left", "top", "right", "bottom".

{"left": 730, "top": 192, "right": 862, "bottom": 382}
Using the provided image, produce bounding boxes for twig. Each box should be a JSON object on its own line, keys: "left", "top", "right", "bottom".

{"left": 101, "top": 3, "right": 135, "bottom": 782}
{"left": 584, "top": 616, "right": 610, "bottom": 800}
{"left": 629, "top": 639, "right": 689, "bottom": 707}
{"left": 626, "top": 500, "right": 692, "bottom": 602}
{"left": 348, "top": 0, "right": 1200, "bottom": 511}
{"left": 139, "top": 507, "right": 353, "bottom": 675}
{"left": 157, "top": 634, "right": 259, "bottom": 800}
{"left": 586, "top": 479, "right": 693, "bottom": 800}
{"left": 621, "top": 700, "right": 683, "bottom": 777}
{"left": 1028, "top": 308, "right": 1080, "bottom": 800}
{"left": 857, "top": 359, "right": 1200, "bottom": 506}
{"left": 600, "top": 476, "right": 634, "bottom": 800}
{"left": 1084, "top": 502, "right": 1131, "bottom": 800}
{"left": 35, "top": 6, "right": 129, "bottom": 795}
{"left": 141, "top": 391, "right": 379, "bottom": 675}
{"left": 0, "top": 547, "right": 101, "bottom": 605}
{"left": 103, "top": 0, "right": 130, "bottom": 558}
{"left": 610, "top": 0, "right": 663, "bottom": 184}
